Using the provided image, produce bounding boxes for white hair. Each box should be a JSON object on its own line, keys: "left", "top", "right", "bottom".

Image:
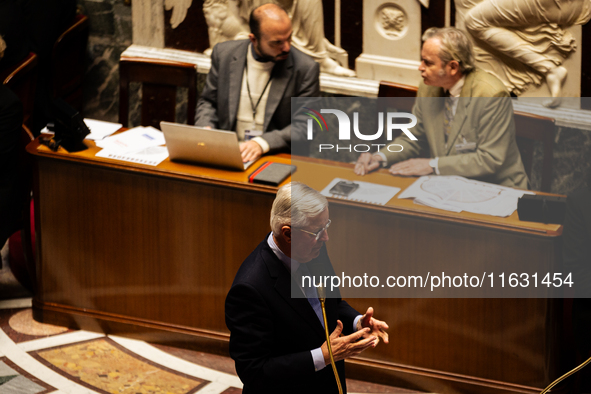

{"left": 270, "top": 182, "right": 328, "bottom": 235}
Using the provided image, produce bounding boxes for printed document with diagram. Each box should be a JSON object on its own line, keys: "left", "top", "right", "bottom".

{"left": 398, "top": 176, "right": 533, "bottom": 217}
{"left": 96, "top": 126, "right": 165, "bottom": 154}
{"left": 95, "top": 126, "right": 169, "bottom": 166}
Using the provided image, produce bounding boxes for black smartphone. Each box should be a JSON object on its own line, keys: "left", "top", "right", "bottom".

{"left": 329, "top": 181, "right": 359, "bottom": 197}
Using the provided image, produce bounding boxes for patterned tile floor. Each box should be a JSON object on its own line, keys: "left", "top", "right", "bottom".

{"left": 0, "top": 256, "right": 421, "bottom": 394}
{"left": 0, "top": 300, "right": 422, "bottom": 394}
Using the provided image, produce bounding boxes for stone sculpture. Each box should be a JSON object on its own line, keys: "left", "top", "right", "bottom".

{"left": 456, "top": 0, "right": 591, "bottom": 108}
{"left": 379, "top": 7, "right": 406, "bottom": 38}
{"left": 202, "top": 0, "right": 249, "bottom": 54}
{"left": 165, "top": 0, "right": 194, "bottom": 29}
{"left": 202, "top": 0, "right": 356, "bottom": 76}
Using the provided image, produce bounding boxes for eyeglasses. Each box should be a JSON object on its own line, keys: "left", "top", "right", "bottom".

{"left": 295, "top": 219, "right": 331, "bottom": 241}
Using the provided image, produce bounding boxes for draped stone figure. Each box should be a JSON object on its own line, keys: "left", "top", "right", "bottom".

{"left": 202, "top": 0, "right": 356, "bottom": 76}
{"left": 456, "top": 0, "right": 591, "bottom": 108}
{"left": 202, "top": 0, "right": 250, "bottom": 49}
{"left": 165, "top": 0, "right": 194, "bottom": 28}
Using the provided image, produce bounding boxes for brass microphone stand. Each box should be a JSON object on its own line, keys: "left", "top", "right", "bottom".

{"left": 540, "top": 355, "right": 591, "bottom": 394}
{"left": 318, "top": 285, "right": 343, "bottom": 394}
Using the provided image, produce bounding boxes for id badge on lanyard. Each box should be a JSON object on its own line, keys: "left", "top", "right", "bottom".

{"left": 455, "top": 136, "right": 476, "bottom": 153}
{"left": 245, "top": 128, "right": 263, "bottom": 141}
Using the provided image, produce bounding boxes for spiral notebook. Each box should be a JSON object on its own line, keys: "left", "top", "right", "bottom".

{"left": 320, "top": 178, "right": 400, "bottom": 205}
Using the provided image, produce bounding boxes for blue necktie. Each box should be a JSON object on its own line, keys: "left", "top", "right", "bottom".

{"left": 298, "top": 264, "right": 325, "bottom": 329}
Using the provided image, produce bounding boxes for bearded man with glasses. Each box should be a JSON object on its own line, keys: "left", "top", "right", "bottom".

{"left": 225, "top": 182, "right": 389, "bottom": 393}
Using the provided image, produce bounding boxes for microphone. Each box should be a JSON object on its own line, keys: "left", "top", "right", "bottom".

{"left": 317, "top": 283, "right": 326, "bottom": 302}
{"left": 318, "top": 284, "right": 343, "bottom": 394}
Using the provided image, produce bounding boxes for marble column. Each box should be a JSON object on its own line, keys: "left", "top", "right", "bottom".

{"left": 355, "top": 0, "right": 422, "bottom": 86}
{"left": 132, "top": 0, "right": 165, "bottom": 47}
{"left": 79, "top": 0, "right": 132, "bottom": 122}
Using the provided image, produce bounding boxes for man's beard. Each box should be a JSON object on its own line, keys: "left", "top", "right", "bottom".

{"left": 255, "top": 43, "right": 289, "bottom": 62}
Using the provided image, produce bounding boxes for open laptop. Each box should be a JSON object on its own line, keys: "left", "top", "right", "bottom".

{"left": 160, "top": 121, "right": 255, "bottom": 171}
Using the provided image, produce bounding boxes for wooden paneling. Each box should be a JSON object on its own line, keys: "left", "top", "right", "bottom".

{"left": 35, "top": 158, "right": 275, "bottom": 333}
{"left": 164, "top": 1, "right": 210, "bottom": 53}
{"left": 581, "top": 22, "right": 591, "bottom": 104}
{"left": 29, "top": 139, "right": 565, "bottom": 394}
{"left": 291, "top": 158, "right": 563, "bottom": 391}
{"left": 421, "top": 0, "right": 448, "bottom": 35}
{"left": 335, "top": 0, "right": 363, "bottom": 70}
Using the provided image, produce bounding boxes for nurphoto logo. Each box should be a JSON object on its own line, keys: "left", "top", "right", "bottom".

{"left": 304, "top": 108, "right": 418, "bottom": 153}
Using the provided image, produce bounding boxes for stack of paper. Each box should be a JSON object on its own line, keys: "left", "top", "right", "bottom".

{"left": 398, "top": 176, "right": 534, "bottom": 217}
{"left": 41, "top": 118, "right": 122, "bottom": 140}
{"left": 95, "top": 126, "right": 169, "bottom": 166}
{"left": 320, "top": 178, "right": 400, "bottom": 205}
{"left": 84, "top": 119, "right": 122, "bottom": 140}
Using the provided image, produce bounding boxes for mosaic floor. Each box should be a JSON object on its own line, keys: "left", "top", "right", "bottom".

{"left": 0, "top": 244, "right": 421, "bottom": 394}
{"left": 0, "top": 298, "right": 421, "bottom": 394}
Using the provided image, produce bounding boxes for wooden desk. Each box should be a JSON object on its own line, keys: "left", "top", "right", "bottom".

{"left": 292, "top": 158, "right": 564, "bottom": 394}
{"left": 28, "top": 138, "right": 564, "bottom": 394}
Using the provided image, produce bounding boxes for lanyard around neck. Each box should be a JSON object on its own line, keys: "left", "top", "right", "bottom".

{"left": 245, "top": 59, "right": 274, "bottom": 124}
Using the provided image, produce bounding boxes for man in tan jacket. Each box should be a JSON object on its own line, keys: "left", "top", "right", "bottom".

{"left": 355, "top": 27, "right": 528, "bottom": 189}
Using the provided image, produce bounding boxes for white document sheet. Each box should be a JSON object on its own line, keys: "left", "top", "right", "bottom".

{"left": 398, "top": 176, "right": 534, "bottom": 217}
{"left": 95, "top": 146, "right": 169, "bottom": 166}
{"left": 84, "top": 118, "right": 122, "bottom": 140}
{"left": 96, "top": 126, "right": 165, "bottom": 154}
{"left": 320, "top": 178, "right": 401, "bottom": 205}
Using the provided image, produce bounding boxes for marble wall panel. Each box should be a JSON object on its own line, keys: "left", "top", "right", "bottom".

{"left": 549, "top": 127, "right": 591, "bottom": 193}
{"left": 78, "top": 0, "right": 131, "bottom": 122}
{"left": 84, "top": 0, "right": 115, "bottom": 36}
{"left": 80, "top": 0, "right": 204, "bottom": 126}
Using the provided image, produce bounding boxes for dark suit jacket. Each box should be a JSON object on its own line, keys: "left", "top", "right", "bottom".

{"left": 0, "top": 84, "right": 24, "bottom": 245}
{"left": 195, "top": 39, "right": 320, "bottom": 155}
{"left": 225, "top": 237, "right": 359, "bottom": 393}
